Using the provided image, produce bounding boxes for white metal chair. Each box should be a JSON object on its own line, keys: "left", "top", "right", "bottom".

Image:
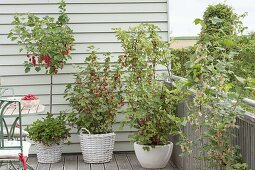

{"left": 0, "top": 88, "right": 29, "bottom": 140}
{"left": 0, "top": 99, "right": 33, "bottom": 170}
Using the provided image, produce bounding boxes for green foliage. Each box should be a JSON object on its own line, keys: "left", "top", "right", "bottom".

{"left": 198, "top": 3, "right": 245, "bottom": 61}
{"left": 26, "top": 112, "right": 71, "bottom": 146}
{"left": 114, "top": 24, "right": 183, "bottom": 147}
{"left": 230, "top": 24, "right": 255, "bottom": 113}
{"left": 114, "top": 23, "right": 172, "bottom": 82}
{"left": 180, "top": 43, "right": 249, "bottom": 169}
{"left": 199, "top": 3, "right": 245, "bottom": 41}
{"left": 234, "top": 33, "right": 255, "bottom": 83}
{"left": 127, "top": 81, "right": 184, "bottom": 146}
{"left": 176, "top": 16, "right": 250, "bottom": 169}
{"left": 170, "top": 47, "right": 196, "bottom": 77}
{"left": 8, "top": 0, "right": 74, "bottom": 75}
{"left": 64, "top": 46, "right": 124, "bottom": 134}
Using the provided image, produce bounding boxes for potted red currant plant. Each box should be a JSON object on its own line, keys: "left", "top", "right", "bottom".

{"left": 8, "top": 0, "right": 74, "bottom": 163}
{"left": 8, "top": 0, "right": 75, "bottom": 113}
{"left": 64, "top": 45, "right": 124, "bottom": 163}
{"left": 114, "top": 24, "right": 183, "bottom": 169}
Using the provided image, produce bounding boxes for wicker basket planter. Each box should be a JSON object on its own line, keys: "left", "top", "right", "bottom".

{"left": 35, "top": 141, "right": 63, "bottom": 163}
{"left": 79, "top": 128, "right": 115, "bottom": 163}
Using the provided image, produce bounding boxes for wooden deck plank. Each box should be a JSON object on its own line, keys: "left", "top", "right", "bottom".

{"left": 104, "top": 156, "right": 118, "bottom": 170}
{"left": 27, "top": 156, "right": 38, "bottom": 169}
{"left": 170, "top": 161, "right": 179, "bottom": 170}
{"left": 37, "top": 163, "right": 51, "bottom": 170}
{"left": 22, "top": 153, "right": 177, "bottom": 170}
{"left": 126, "top": 153, "right": 145, "bottom": 170}
{"left": 160, "top": 162, "right": 176, "bottom": 170}
{"left": 0, "top": 164, "right": 7, "bottom": 170}
{"left": 64, "top": 155, "right": 78, "bottom": 170}
{"left": 91, "top": 164, "right": 104, "bottom": 170}
{"left": 78, "top": 155, "right": 91, "bottom": 170}
{"left": 115, "top": 153, "right": 132, "bottom": 170}
{"left": 50, "top": 157, "right": 64, "bottom": 170}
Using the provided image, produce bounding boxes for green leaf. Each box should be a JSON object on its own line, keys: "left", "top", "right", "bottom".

{"left": 25, "top": 67, "right": 31, "bottom": 73}
{"left": 35, "top": 67, "right": 41, "bottom": 72}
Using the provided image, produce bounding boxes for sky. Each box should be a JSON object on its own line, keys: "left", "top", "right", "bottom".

{"left": 169, "top": 0, "right": 255, "bottom": 36}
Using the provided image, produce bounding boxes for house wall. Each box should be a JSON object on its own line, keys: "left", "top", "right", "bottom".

{"left": 0, "top": 0, "right": 196, "bottom": 153}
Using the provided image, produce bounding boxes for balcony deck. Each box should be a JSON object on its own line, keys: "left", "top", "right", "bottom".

{"left": 24, "top": 152, "right": 177, "bottom": 170}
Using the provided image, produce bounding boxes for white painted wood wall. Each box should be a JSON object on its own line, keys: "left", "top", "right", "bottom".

{"left": 0, "top": 0, "right": 169, "bottom": 153}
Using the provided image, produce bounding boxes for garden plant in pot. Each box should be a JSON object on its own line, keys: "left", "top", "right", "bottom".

{"left": 26, "top": 113, "right": 71, "bottom": 163}
{"left": 114, "top": 24, "right": 183, "bottom": 169}
{"left": 64, "top": 46, "right": 124, "bottom": 163}
{"left": 8, "top": 0, "right": 74, "bottom": 113}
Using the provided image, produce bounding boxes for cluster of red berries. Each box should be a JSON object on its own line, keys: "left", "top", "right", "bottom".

{"left": 21, "top": 94, "right": 38, "bottom": 100}
{"left": 26, "top": 44, "right": 72, "bottom": 68}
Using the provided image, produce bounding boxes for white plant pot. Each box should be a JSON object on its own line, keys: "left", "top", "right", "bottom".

{"left": 35, "top": 142, "right": 63, "bottom": 163}
{"left": 134, "top": 142, "right": 173, "bottom": 169}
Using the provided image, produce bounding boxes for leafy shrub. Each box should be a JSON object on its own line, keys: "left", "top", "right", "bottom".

{"left": 200, "top": 3, "right": 244, "bottom": 38}
{"left": 64, "top": 46, "right": 124, "bottom": 134}
{"left": 126, "top": 80, "right": 182, "bottom": 146}
{"left": 175, "top": 3, "right": 250, "bottom": 169}
{"left": 114, "top": 24, "right": 183, "bottom": 147}
{"left": 26, "top": 113, "right": 70, "bottom": 146}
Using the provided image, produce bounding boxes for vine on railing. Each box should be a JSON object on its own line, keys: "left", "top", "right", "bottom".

{"left": 175, "top": 3, "right": 253, "bottom": 170}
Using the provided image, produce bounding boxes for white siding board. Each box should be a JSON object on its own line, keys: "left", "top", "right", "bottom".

{"left": 0, "top": 64, "right": 167, "bottom": 76}
{"left": 0, "top": 53, "right": 122, "bottom": 65}
{"left": 0, "top": 32, "right": 168, "bottom": 44}
{"left": 0, "top": 13, "right": 167, "bottom": 25}
{"left": 0, "top": 43, "right": 123, "bottom": 55}
{"left": 0, "top": 22, "right": 167, "bottom": 35}
{"left": 0, "top": 0, "right": 169, "bottom": 152}
{"left": 0, "top": 0, "right": 166, "bottom": 4}
{"left": 0, "top": 3, "right": 166, "bottom": 14}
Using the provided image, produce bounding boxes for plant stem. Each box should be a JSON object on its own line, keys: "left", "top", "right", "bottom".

{"left": 50, "top": 75, "right": 53, "bottom": 113}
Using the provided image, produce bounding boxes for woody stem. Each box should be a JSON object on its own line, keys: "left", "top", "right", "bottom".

{"left": 50, "top": 75, "right": 53, "bottom": 113}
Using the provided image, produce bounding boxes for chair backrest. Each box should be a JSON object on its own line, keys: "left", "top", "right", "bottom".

{"left": 0, "top": 88, "right": 14, "bottom": 98}
{"left": 0, "top": 99, "right": 23, "bottom": 153}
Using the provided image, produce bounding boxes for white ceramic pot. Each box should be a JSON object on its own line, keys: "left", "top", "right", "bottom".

{"left": 134, "top": 142, "right": 173, "bottom": 169}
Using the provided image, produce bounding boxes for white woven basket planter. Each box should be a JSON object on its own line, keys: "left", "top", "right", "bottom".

{"left": 79, "top": 128, "right": 115, "bottom": 163}
{"left": 35, "top": 141, "right": 63, "bottom": 164}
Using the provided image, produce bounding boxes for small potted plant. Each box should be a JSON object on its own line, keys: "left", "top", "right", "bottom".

{"left": 64, "top": 46, "right": 124, "bottom": 163}
{"left": 26, "top": 112, "right": 71, "bottom": 163}
{"left": 129, "top": 80, "right": 182, "bottom": 169}
{"left": 115, "top": 24, "right": 182, "bottom": 169}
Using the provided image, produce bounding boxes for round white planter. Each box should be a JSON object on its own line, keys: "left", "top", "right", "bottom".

{"left": 35, "top": 142, "right": 63, "bottom": 163}
{"left": 134, "top": 142, "right": 173, "bottom": 169}
{"left": 79, "top": 132, "right": 115, "bottom": 163}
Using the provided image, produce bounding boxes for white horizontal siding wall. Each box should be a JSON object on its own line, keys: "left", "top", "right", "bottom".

{"left": 0, "top": 0, "right": 169, "bottom": 153}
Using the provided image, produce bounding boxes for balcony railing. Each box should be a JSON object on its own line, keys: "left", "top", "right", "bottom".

{"left": 166, "top": 76, "right": 255, "bottom": 170}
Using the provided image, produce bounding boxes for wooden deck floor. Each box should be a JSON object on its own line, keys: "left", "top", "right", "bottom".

{"left": 24, "top": 153, "right": 177, "bottom": 170}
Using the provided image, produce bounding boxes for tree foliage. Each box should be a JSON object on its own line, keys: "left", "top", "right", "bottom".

{"left": 8, "top": 0, "right": 74, "bottom": 75}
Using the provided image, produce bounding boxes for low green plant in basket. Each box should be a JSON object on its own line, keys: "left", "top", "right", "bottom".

{"left": 26, "top": 112, "right": 71, "bottom": 146}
